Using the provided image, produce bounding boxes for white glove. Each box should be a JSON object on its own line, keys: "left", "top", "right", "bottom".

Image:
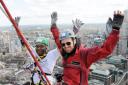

{"left": 51, "top": 11, "right": 58, "bottom": 25}
{"left": 72, "top": 19, "right": 84, "bottom": 34}
{"left": 23, "top": 62, "right": 35, "bottom": 71}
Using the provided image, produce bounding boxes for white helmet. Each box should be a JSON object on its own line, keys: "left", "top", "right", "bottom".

{"left": 59, "top": 30, "right": 76, "bottom": 40}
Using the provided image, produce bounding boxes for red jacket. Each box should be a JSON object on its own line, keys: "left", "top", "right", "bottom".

{"left": 51, "top": 25, "right": 119, "bottom": 85}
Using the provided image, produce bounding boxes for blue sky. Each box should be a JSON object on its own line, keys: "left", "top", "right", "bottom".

{"left": 0, "top": 0, "right": 128, "bottom": 26}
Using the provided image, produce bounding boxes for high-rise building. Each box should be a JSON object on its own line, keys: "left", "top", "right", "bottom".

{"left": 116, "top": 9, "right": 128, "bottom": 56}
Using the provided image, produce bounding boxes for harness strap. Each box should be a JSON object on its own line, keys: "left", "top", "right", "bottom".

{"left": 63, "top": 63, "right": 81, "bottom": 70}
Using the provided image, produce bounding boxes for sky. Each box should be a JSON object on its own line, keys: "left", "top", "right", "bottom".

{"left": 0, "top": 0, "right": 128, "bottom": 26}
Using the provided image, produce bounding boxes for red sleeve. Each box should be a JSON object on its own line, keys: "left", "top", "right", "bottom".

{"left": 82, "top": 29, "right": 120, "bottom": 68}
{"left": 51, "top": 24, "right": 62, "bottom": 51}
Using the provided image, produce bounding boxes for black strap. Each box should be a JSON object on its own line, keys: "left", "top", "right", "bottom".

{"left": 45, "top": 73, "right": 51, "bottom": 75}
{"left": 31, "top": 72, "right": 35, "bottom": 84}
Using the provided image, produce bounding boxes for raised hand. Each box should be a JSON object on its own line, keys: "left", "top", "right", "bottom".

{"left": 111, "top": 10, "right": 124, "bottom": 30}
{"left": 72, "top": 19, "right": 84, "bottom": 34}
{"left": 51, "top": 11, "right": 58, "bottom": 25}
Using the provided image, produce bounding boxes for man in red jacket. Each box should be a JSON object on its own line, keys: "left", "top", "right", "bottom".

{"left": 50, "top": 11, "right": 124, "bottom": 85}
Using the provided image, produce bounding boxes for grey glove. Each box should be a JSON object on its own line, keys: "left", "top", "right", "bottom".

{"left": 15, "top": 16, "right": 21, "bottom": 26}
{"left": 72, "top": 19, "right": 84, "bottom": 34}
{"left": 106, "top": 18, "right": 112, "bottom": 34}
{"left": 111, "top": 11, "right": 124, "bottom": 30}
{"left": 51, "top": 11, "right": 57, "bottom": 25}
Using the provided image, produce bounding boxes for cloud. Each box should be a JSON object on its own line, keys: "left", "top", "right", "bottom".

{"left": 0, "top": 0, "right": 128, "bottom": 26}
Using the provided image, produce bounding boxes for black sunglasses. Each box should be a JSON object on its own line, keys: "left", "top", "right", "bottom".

{"left": 61, "top": 42, "right": 71, "bottom": 47}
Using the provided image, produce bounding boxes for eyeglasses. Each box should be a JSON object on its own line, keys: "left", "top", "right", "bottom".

{"left": 61, "top": 42, "right": 71, "bottom": 47}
